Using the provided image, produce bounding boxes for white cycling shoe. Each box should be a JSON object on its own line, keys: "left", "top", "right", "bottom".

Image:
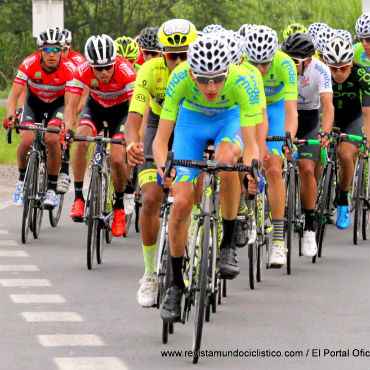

{"left": 269, "top": 241, "right": 287, "bottom": 267}
{"left": 137, "top": 272, "right": 158, "bottom": 308}
{"left": 301, "top": 230, "right": 318, "bottom": 258}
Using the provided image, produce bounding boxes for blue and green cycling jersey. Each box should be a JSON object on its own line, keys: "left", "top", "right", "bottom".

{"left": 354, "top": 43, "right": 370, "bottom": 71}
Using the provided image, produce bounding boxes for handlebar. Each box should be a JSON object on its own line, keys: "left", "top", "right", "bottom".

{"left": 74, "top": 135, "right": 123, "bottom": 145}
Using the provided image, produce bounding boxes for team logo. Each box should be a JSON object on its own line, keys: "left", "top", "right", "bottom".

{"left": 56, "top": 112, "right": 64, "bottom": 119}
{"left": 157, "top": 78, "right": 162, "bottom": 83}
{"left": 35, "top": 72, "right": 42, "bottom": 78}
{"left": 91, "top": 79, "right": 98, "bottom": 86}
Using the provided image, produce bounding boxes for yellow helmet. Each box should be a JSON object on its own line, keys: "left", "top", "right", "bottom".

{"left": 283, "top": 23, "right": 307, "bottom": 40}
{"left": 158, "top": 19, "right": 197, "bottom": 47}
{"left": 114, "top": 36, "right": 139, "bottom": 60}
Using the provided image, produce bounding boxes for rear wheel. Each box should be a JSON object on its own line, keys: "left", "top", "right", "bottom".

{"left": 32, "top": 160, "right": 46, "bottom": 239}
{"left": 362, "top": 159, "right": 370, "bottom": 240}
{"left": 248, "top": 242, "right": 257, "bottom": 289}
{"left": 353, "top": 160, "right": 364, "bottom": 245}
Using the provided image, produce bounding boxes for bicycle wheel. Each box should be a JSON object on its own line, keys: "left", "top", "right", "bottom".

{"left": 192, "top": 216, "right": 210, "bottom": 364}
{"left": 161, "top": 238, "right": 172, "bottom": 344}
{"left": 32, "top": 159, "right": 46, "bottom": 239}
{"left": 248, "top": 241, "right": 257, "bottom": 289}
{"left": 313, "top": 163, "right": 333, "bottom": 263}
{"left": 49, "top": 192, "right": 64, "bottom": 227}
{"left": 362, "top": 158, "right": 370, "bottom": 240}
{"left": 257, "top": 243, "right": 263, "bottom": 282}
{"left": 286, "top": 168, "right": 295, "bottom": 275}
{"left": 87, "top": 167, "right": 101, "bottom": 270}
{"left": 353, "top": 160, "right": 364, "bottom": 245}
{"left": 21, "top": 153, "right": 38, "bottom": 244}
{"left": 124, "top": 211, "right": 133, "bottom": 237}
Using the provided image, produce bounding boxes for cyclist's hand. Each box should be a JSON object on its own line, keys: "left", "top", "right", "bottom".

{"left": 282, "top": 145, "right": 294, "bottom": 161}
{"left": 126, "top": 141, "right": 144, "bottom": 166}
{"left": 246, "top": 172, "right": 257, "bottom": 195}
{"left": 5, "top": 115, "right": 17, "bottom": 130}
{"left": 157, "top": 167, "right": 176, "bottom": 188}
{"left": 61, "top": 128, "right": 74, "bottom": 149}
{"left": 318, "top": 132, "right": 330, "bottom": 148}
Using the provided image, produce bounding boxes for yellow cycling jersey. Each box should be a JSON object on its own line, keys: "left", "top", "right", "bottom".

{"left": 128, "top": 57, "right": 170, "bottom": 116}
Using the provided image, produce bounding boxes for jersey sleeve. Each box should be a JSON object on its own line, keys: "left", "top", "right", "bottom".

{"left": 281, "top": 58, "right": 298, "bottom": 101}
{"left": 69, "top": 65, "right": 86, "bottom": 95}
{"left": 64, "top": 61, "right": 76, "bottom": 93}
{"left": 128, "top": 63, "right": 152, "bottom": 115}
{"left": 357, "top": 67, "right": 370, "bottom": 107}
{"left": 14, "top": 59, "right": 32, "bottom": 86}
{"left": 160, "top": 68, "right": 189, "bottom": 121}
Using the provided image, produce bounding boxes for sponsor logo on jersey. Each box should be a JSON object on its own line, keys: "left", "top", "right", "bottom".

{"left": 313, "top": 63, "right": 330, "bottom": 88}
{"left": 91, "top": 79, "right": 98, "bottom": 86}
{"left": 136, "top": 94, "right": 146, "bottom": 102}
{"left": 23, "top": 54, "right": 38, "bottom": 69}
{"left": 56, "top": 112, "right": 64, "bottom": 119}
{"left": 235, "top": 74, "right": 260, "bottom": 105}
{"left": 358, "top": 67, "right": 370, "bottom": 84}
{"left": 301, "top": 77, "right": 309, "bottom": 85}
{"left": 281, "top": 60, "right": 296, "bottom": 85}
{"left": 157, "top": 78, "right": 162, "bottom": 83}
{"left": 166, "top": 69, "right": 188, "bottom": 98}
{"left": 35, "top": 71, "right": 42, "bottom": 78}
{"left": 119, "top": 62, "right": 135, "bottom": 76}
{"left": 35, "top": 79, "right": 43, "bottom": 83}
{"left": 333, "top": 91, "right": 357, "bottom": 99}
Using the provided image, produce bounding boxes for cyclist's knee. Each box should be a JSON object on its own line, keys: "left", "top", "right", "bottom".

{"left": 265, "top": 164, "right": 283, "bottom": 182}
{"left": 215, "top": 143, "right": 239, "bottom": 163}
{"left": 172, "top": 193, "right": 193, "bottom": 222}
{"left": 75, "top": 141, "right": 90, "bottom": 154}
{"left": 44, "top": 133, "right": 60, "bottom": 147}
{"left": 298, "top": 160, "right": 315, "bottom": 178}
{"left": 142, "top": 188, "right": 163, "bottom": 214}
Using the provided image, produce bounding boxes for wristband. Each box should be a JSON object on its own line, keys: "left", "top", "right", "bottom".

{"left": 126, "top": 141, "right": 136, "bottom": 153}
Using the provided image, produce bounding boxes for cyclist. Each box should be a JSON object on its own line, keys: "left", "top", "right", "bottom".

{"left": 203, "top": 24, "right": 226, "bottom": 35}
{"left": 137, "top": 27, "right": 161, "bottom": 62}
{"left": 323, "top": 37, "right": 370, "bottom": 229}
{"left": 314, "top": 27, "right": 337, "bottom": 62}
{"left": 115, "top": 36, "right": 141, "bottom": 72}
{"left": 282, "top": 23, "right": 307, "bottom": 40}
{"left": 6, "top": 28, "right": 75, "bottom": 208}
{"left": 307, "top": 22, "right": 329, "bottom": 40}
{"left": 354, "top": 13, "right": 370, "bottom": 71}
{"left": 63, "top": 34, "right": 136, "bottom": 237}
{"left": 336, "top": 29, "right": 353, "bottom": 44}
{"left": 60, "top": 28, "right": 86, "bottom": 66}
{"left": 152, "top": 34, "right": 261, "bottom": 322}
{"left": 282, "top": 33, "right": 334, "bottom": 257}
{"left": 244, "top": 25, "right": 298, "bottom": 267}
{"left": 125, "top": 18, "right": 197, "bottom": 307}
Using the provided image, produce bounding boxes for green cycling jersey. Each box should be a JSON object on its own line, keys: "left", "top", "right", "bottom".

{"left": 354, "top": 43, "right": 370, "bottom": 71}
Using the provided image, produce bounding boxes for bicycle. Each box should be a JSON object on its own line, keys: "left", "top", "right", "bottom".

{"left": 162, "top": 151, "right": 258, "bottom": 364}
{"left": 74, "top": 123, "right": 122, "bottom": 270}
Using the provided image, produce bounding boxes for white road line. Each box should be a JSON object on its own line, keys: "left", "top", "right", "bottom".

{"left": 54, "top": 357, "right": 127, "bottom": 370}
{"left": 22, "top": 312, "right": 83, "bottom": 322}
{"left": 0, "top": 230, "right": 10, "bottom": 235}
{"left": 0, "top": 265, "right": 39, "bottom": 272}
{"left": 38, "top": 334, "right": 105, "bottom": 347}
{"left": 0, "top": 240, "right": 18, "bottom": 247}
{"left": 10, "top": 294, "right": 66, "bottom": 303}
{"left": 0, "top": 279, "right": 51, "bottom": 287}
{"left": 0, "top": 201, "right": 12, "bottom": 211}
{"left": 0, "top": 251, "right": 29, "bottom": 257}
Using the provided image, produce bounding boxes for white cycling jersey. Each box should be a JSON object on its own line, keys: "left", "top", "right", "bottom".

{"left": 298, "top": 58, "right": 332, "bottom": 111}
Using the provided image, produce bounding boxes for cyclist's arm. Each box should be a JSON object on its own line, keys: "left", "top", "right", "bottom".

{"left": 320, "top": 92, "right": 334, "bottom": 134}
{"left": 284, "top": 99, "right": 298, "bottom": 139}
{"left": 7, "top": 82, "right": 24, "bottom": 119}
{"left": 241, "top": 125, "right": 259, "bottom": 166}
{"left": 153, "top": 118, "right": 175, "bottom": 169}
{"left": 76, "top": 86, "right": 89, "bottom": 115}
{"left": 64, "top": 93, "right": 82, "bottom": 131}
{"left": 124, "top": 112, "right": 143, "bottom": 145}
{"left": 139, "top": 102, "right": 150, "bottom": 141}
{"left": 256, "top": 108, "right": 269, "bottom": 161}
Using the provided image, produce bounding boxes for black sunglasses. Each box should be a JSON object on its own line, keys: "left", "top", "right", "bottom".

{"left": 360, "top": 36, "right": 370, "bottom": 43}
{"left": 164, "top": 51, "right": 188, "bottom": 61}
{"left": 93, "top": 64, "right": 115, "bottom": 72}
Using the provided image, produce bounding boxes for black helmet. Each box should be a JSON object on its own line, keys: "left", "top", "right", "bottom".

{"left": 139, "top": 27, "right": 159, "bottom": 49}
{"left": 281, "top": 32, "right": 315, "bottom": 58}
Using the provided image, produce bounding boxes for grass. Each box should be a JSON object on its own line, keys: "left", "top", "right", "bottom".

{"left": 0, "top": 87, "right": 10, "bottom": 99}
{"left": 0, "top": 106, "right": 18, "bottom": 165}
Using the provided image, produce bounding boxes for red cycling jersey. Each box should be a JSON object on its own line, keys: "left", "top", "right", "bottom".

{"left": 68, "top": 50, "right": 86, "bottom": 67}
{"left": 70, "top": 55, "right": 136, "bottom": 108}
{"left": 14, "top": 53, "right": 75, "bottom": 103}
{"left": 135, "top": 52, "right": 145, "bottom": 66}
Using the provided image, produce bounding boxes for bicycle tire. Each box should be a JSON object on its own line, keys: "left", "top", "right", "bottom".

{"left": 124, "top": 211, "right": 133, "bottom": 237}
{"left": 87, "top": 167, "right": 101, "bottom": 270}
{"left": 192, "top": 216, "right": 210, "bottom": 364}
{"left": 21, "top": 153, "right": 37, "bottom": 244}
{"left": 362, "top": 159, "right": 370, "bottom": 240}
{"left": 162, "top": 238, "right": 171, "bottom": 344}
{"left": 248, "top": 241, "right": 257, "bottom": 289}
{"left": 257, "top": 243, "right": 263, "bottom": 282}
{"left": 286, "top": 168, "right": 295, "bottom": 275}
{"left": 49, "top": 193, "right": 64, "bottom": 227}
{"left": 32, "top": 159, "right": 46, "bottom": 239}
{"left": 353, "top": 159, "right": 364, "bottom": 245}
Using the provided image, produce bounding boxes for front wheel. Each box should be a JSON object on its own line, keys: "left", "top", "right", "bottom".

{"left": 353, "top": 160, "right": 364, "bottom": 245}
{"left": 285, "top": 168, "right": 295, "bottom": 275}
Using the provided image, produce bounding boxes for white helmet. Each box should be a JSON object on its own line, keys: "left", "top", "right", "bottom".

{"left": 220, "top": 31, "right": 243, "bottom": 65}
{"left": 85, "top": 34, "right": 117, "bottom": 66}
{"left": 188, "top": 35, "right": 230, "bottom": 73}
{"left": 356, "top": 13, "right": 370, "bottom": 36}
{"left": 62, "top": 28, "right": 72, "bottom": 45}
{"left": 323, "top": 36, "right": 354, "bottom": 64}
{"left": 315, "top": 27, "right": 337, "bottom": 53}
{"left": 307, "top": 22, "right": 328, "bottom": 39}
{"left": 238, "top": 23, "right": 255, "bottom": 38}
{"left": 336, "top": 29, "right": 353, "bottom": 44}
{"left": 37, "top": 27, "right": 65, "bottom": 47}
{"left": 244, "top": 25, "right": 278, "bottom": 63}
{"left": 203, "top": 24, "right": 226, "bottom": 35}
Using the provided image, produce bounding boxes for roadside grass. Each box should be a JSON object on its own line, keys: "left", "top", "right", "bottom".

{"left": 0, "top": 106, "right": 18, "bottom": 165}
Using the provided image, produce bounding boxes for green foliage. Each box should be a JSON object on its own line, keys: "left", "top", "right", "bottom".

{"left": 0, "top": 106, "right": 19, "bottom": 165}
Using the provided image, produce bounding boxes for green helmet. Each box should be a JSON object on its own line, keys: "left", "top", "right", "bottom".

{"left": 283, "top": 23, "right": 307, "bottom": 40}
{"left": 114, "top": 36, "right": 140, "bottom": 60}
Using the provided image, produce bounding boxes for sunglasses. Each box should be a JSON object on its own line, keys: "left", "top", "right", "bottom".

{"left": 328, "top": 62, "right": 352, "bottom": 73}
{"left": 164, "top": 51, "right": 188, "bottom": 61}
{"left": 142, "top": 49, "right": 161, "bottom": 57}
{"left": 93, "top": 64, "right": 115, "bottom": 72}
{"left": 360, "top": 36, "right": 370, "bottom": 43}
{"left": 292, "top": 57, "right": 309, "bottom": 65}
{"left": 42, "top": 47, "right": 62, "bottom": 54}
{"left": 193, "top": 71, "right": 228, "bottom": 84}
{"left": 63, "top": 46, "right": 70, "bottom": 52}
{"left": 249, "top": 60, "right": 271, "bottom": 68}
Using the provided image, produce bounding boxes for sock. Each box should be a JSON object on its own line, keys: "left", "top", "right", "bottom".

{"left": 113, "top": 191, "right": 124, "bottom": 210}
{"left": 142, "top": 243, "right": 157, "bottom": 274}
{"left": 246, "top": 199, "right": 254, "bottom": 216}
{"left": 238, "top": 191, "right": 247, "bottom": 214}
{"left": 60, "top": 161, "right": 69, "bottom": 174}
{"left": 171, "top": 255, "right": 184, "bottom": 289}
{"left": 124, "top": 183, "right": 134, "bottom": 194}
{"left": 304, "top": 209, "right": 315, "bottom": 231}
{"left": 47, "top": 174, "right": 58, "bottom": 191}
{"left": 272, "top": 219, "right": 284, "bottom": 242}
{"left": 19, "top": 168, "right": 26, "bottom": 182}
{"left": 74, "top": 181, "right": 84, "bottom": 201}
{"left": 337, "top": 189, "right": 349, "bottom": 206}
{"left": 220, "top": 218, "right": 236, "bottom": 249}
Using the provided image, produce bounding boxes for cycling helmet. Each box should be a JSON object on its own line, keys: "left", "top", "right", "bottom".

{"left": 307, "top": 22, "right": 328, "bottom": 39}
{"left": 62, "top": 28, "right": 72, "bottom": 45}
{"left": 85, "top": 34, "right": 117, "bottom": 66}
{"left": 281, "top": 32, "right": 315, "bottom": 58}
{"left": 283, "top": 23, "right": 307, "bottom": 40}
{"left": 220, "top": 31, "right": 243, "bottom": 64}
{"left": 37, "top": 27, "right": 65, "bottom": 47}
{"left": 244, "top": 25, "right": 278, "bottom": 63}
{"left": 158, "top": 19, "right": 197, "bottom": 47}
{"left": 238, "top": 24, "right": 254, "bottom": 38}
{"left": 315, "top": 27, "right": 337, "bottom": 53}
{"left": 336, "top": 29, "right": 353, "bottom": 44}
{"left": 115, "top": 36, "right": 140, "bottom": 60}
{"left": 138, "top": 27, "right": 159, "bottom": 50}
{"left": 188, "top": 35, "right": 230, "bottom": 73}
{"left": 355, "top": 13, "right": 370, "bottom": 36}
{"left": 323, "top": 36, "right": 354, "bottom": 64}
{"left": 203, "top": 24, "right": 226, "bottom": 35}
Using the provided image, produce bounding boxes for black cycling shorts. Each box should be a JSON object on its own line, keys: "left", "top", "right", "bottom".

{"left": 297, "top": 110, "right": 320, "bottom": 162}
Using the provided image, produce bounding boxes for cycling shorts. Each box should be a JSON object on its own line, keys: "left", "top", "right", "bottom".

{"left": 78, "top": 94, "right": 128, "bottom": 139}
{"left": 266, "top": 98, "right": 285, "bottom": 157}
{"left": 336, "top": 115, "right": 364, "bottom": 148}
{"left": 21, "top": 91, "right": 64, "bottom": 127}
{"left": 297, "top": 109, "right": 320, "bottom": 162}
{"left": 138, "top": 108, "right": 173, "bottom": 187}
{"left": 173, "top": 105, "right": 242, "bottom": 183}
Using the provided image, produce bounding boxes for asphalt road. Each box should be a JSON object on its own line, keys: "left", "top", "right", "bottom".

{"left": 0, "top": 188, "right": 369, "bottom": 370}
